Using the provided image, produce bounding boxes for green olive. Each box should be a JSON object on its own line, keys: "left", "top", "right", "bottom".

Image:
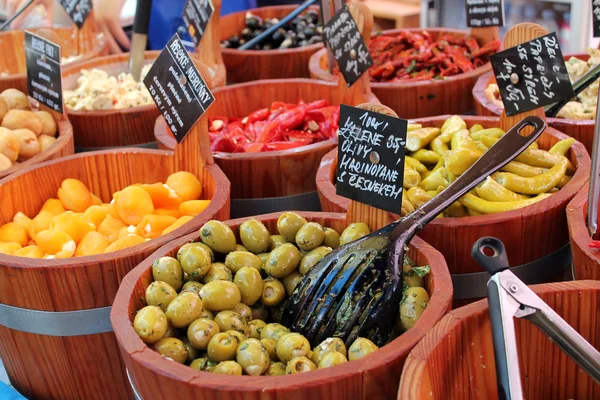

{"left": 323, "top": 227, "right": 341, "bottom": 248}
{"left": 260, "top": 338, "right": 278, "bottom": 361}
{"left": 318, "top": 351, "right": 348, "bottom": 368}
{"left": 400, "top": 287, "right": 429, "bottom": 330}
{"left": 248, "top": 319, "right": 266, "bottom": 339}
{"left": 295, "top": 222, "right": 325, "bottom": 251}
{"left": 180, "top": 337, "right": 199, "bottom": 362}
{"left": 165, "top": 291, "right": 204, "bottom": 328}
{"left": 264, "top": 243, "right": 301, "bottom": 278}
{"left": 257, "top": 252, "right": 269, "bottom": 268}
{"left": 276, "top": 333, "right": 311, "bottom": 362}
{"left": 269, "top": 235, "right": 287, "bottom": 251}
{"left": 265, "top": 361, "right": 286, "bottom": 376}
{"left": 239, "top": 219, "right": 270, "bottom": 254}
{"left": 177, "top": 243, "right": 212, "bottom": 278}
{"left": 190, "top": 357, "right": 218, "bottom": 371}
{"left": 403, "top": 263, "right": 424, "bottom": 288}
{"left": 260, "top": 323, "right": 289, "bottom": 342}
{"left": 181, "top": 281, "right": 204, "bottom": 297}
{"left": 154, "top": 337, "right": 188, "bottom": 364}
{"left": 282, "top": 271, "right": 303, "bottom": 296}
{"left": 152, "top": 256, "right": 184, "bottom": 291}
{"left": 207, "top": 332, "right": 239, "bottom": 361}
{"left": 200, "top": 220, "right": 236, "bottom": 254}
{"left": 348, "top": 337, "right": 379, "bottom": 361}
{"left": 164, "top": 325, "right": 181, "bottom": 338}
{"left": 339, "top": 223, "right": 370, "bottom": 246}
{"left": 203, "top": 263, "right": 233, "bottom": 283}
{"left": 198, "top": 309, "right": 214, "bottom": 320}
{"left": 286, "top": 357, "right": 316, "bottom": 374}
{"left": 299, "top": 246, "right": 332, "bottom": 275}
{"left": 133, "top": 305, "right": 168, "bottom": 344}
{"left": 261, "top": 277, "right": 286, "bottom": 307}
{"left": 225, "top": 251, "right": 263, "bottom": 273}
{"left": 232, "top": 303, "right": 253, "bottom": 321}
{"left": 233, "top": 266, "right": 263, "bottom": 306}
{"left": 145, "top": 281, "right": 177, "bottom": 311}
{"left": 214, "top": 310, "right": 248, "bottom": 335}
{"left": 214, "top": 360, "right": 243, "bottom": 375}
{"left": 180, "top": 242, "right": 215, "bottom": 262}
{"left": 236, "top": 338, "right": 270, "bottom": 376}
{"left": 234, "top": 244, "right": 248, "bottom": 252}
{"left": 187, "top": 318, "right": 220, "bottom": 350}
{"left": 200, "top": 280, "right": 241, "bottom": 311}
{"left": 251, "top": 303, "right": 269, "bottom": 321}
{"left": 277, "top": 212, "right": 307, "bottom": 242}
{"left": 312, "top": 337, "right": 347, "bottom": 365}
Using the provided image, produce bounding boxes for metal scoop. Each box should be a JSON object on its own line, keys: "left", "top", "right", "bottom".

{"left": 281, "top": 116, "right": 548, "bottom": 347}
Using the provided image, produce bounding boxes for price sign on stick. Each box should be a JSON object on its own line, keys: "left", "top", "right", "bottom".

{"left": 336, "top": 105, "right": 407, "bottom": 214}
{"left": 490, "top": 32, "right": 574, "bottom": 117}
{"left": 57, "top": 0, "right": 92, "bottom": 29}
{"left": 466, "top": 0, "right": 504, "bottom": 28}
{"left": 593, "top": 0, "right": 600, "bottom": 38}
{"left": 323, "top": 5, "right": 373, "bottom": 87}
{"left": 182, "top": 0, "right": 215, "bottom": 47}
{"left": 144, "top": 34, "right": 215, "bottom": 143}
{"left": 25, "top": 31, "right": 63, "bottom": 113}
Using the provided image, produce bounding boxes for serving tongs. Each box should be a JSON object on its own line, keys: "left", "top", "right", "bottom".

{"left": 281, "top": 115, "right": 548, "bottom": 347}
{"left": 128, "top": 0, "right": 152, "bottom": 81}
{"left": 587, "top": 73, "right": 600, "bottom": 240}
{"left": 473, "top": 237, "right": 600, "bottom": 400}
{"left": 545, "top": 62, "right": 600, "bottom": 118}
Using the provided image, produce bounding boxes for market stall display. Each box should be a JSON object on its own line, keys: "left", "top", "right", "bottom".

{"left": 473, "top": 51, "right": 598, "bottom": 153}
{"left": 0, "top": 62, "right": 230, "bottom": 400}
{"left": 567, "top": 183, "right": 600, "bottom": 281}
{"left": 398, "top": 280, "right": 600, "bottom": 399}
{"left": 309, "top": 27, "right": 500, "bottom": 118}
{"left": 0, "top": 89, "right": 74, "bottom": 179}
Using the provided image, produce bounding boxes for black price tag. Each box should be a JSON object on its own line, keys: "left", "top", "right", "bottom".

{"left": 57, "top": 0, "right": 92, "bottom": 29}
{"left": 323, "top": 5, "right": 373, "bottom": 87}
{"left": 144, "top": 34, "right": 215, "bottom": 143}
{"left": 182, "top": 0, "right": 215, "bottom": 47}
{"left": 336, "top": 105, "right": 407, "bottom": 214}
{"left": 593, "top": 0, "right": 600, "bottom": 38}
{"left": 25, "top": 31, "right": 63, "bottom": 113}
{"left": 466, "top": 0, "right": 504, "bottom": 28}
{"left": 490, "top": 32, "right": 574, "bottom": 117}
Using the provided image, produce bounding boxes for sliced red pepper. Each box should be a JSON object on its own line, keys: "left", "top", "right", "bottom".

{"left": 277, "top": 108, "right": 306, "bottom": 131}
{"left": 211, "top": 136, "right": 237, "bottom": 153}
{"left": 247, "top": 108, "right": 269, "bottom": 124}
{"left": 588, "top": 241, "right": 600, "bottom": 249}
{"left": 256, "top": 120, "right": 283, "bottom": 143}
{"left": 242, "top": 143, "right": 265, "bottom": 152}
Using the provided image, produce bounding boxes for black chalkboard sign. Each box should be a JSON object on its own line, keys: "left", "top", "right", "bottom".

{"left": 336, "top": 105, "right": 407, "bottom": 214}
{"left": 58, "top": 0, "right": 92, "bottom": 29}
{"left": 143, "top": 34, "right": 215, "bottom": 143}
{"left": 593, "top": 0, "right": 600, "bottom": 38}
{"left": 182, "top": 0, "right": 215, "bottom": 47}
{"left": 323, "top": 5, "right": 373, "bottom": 87}
{"left": 490, "top": 32, "right": 574, "bottom": 117}
{"left": 466, "top": 0, "right": 504, "bottom": 28}
{"left": 25, "top": 31, "right": 63, "bottom": 113}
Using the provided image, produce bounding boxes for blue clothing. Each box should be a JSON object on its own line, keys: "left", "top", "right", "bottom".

{"left": 0, "top": 382, "right": 26, "bottom": 400}
{"left": 148, "top": 0, "right": 256, "bottom": 50}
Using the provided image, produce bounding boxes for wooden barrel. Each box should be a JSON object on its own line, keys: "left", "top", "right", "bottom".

{"left": 0, "top": 63, "right": 231, "bottom": 400}
{"left": 567, "top": 187, "right": 600, "bottom": 281}
{"left": 111, "top": 210, "right": 453, "bottom": 400}
{"left": 398, "top": 280, "right": 600, "bottom": 400}
{"left": 0, "top": 13, "right": 106, "bottom": 93}
{"left": 473, "top": 53, "right": 595, "bottom": 154}
{"left": 309, "top": 27, "right": 499, "bottom": 119}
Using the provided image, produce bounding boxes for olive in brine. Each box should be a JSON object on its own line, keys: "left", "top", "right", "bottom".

{"left": 348, "top": 337, "right": 379, "bottom": 361}
{"left": 286, "top": 357, "right": 316, "bottom": 374}
{"left": 241, "top": 27, "right": 253, "bottom": 40}
{"left": 199, "top": 308, "right": 214, "bottom": 320}
{"left": 276, "top": 333, "right": 311, "bottom": 362}
{"left": 225, "top": 251, "right": 263, "bottom": 273}
{"left": 177, "top": 242, "right": 212, "bottom": 278}
{"left": 306, "top": 9, "right": 319, "bottom": 24}
{"left": 207, "top": 332, "right": 239, "bottom": 361}
{"left": 269, "top": 235, "right": 287, "bottom": 251}
{"left": 260, "top": 322, "right": 289, "bottom": 342}
{"left": 200, "top": 220, "right": 236, "bottom": 254}
{"left": 152, "top": 256, "right": 184, "bottom": 291}
{"left": 180, "top": 337, "right": 199, "bottom": 362}
{"left": 203, "top": 263, "right": 232, "bottom": 283}
{"left": 282, "top": 271, "right": 303, "bottom": 296}
{"left": 200, "top": 280, "right": 241, "bottom": 311}
{"left": 234, "top": 266, "right": 263, "bottom": 306}
{"left": 318, "top": 351, "right": 348, "bottom": 369}
{"left": 339, "top": 223, "right": 370, "bottom": 246}
{"left": 154, "top": 338, "right": 188, "bottom": 364}
{"left": 227, "top": 330, "right": 247, "bottom": 344}
{"left": 214, "top": 360, "right": 243, "bottom": 375}
{"left": 312, "top": 337, "right": 347, "bottom": 365}
{"left": 134, "top": 305, "right": 168, "bottom": 344}
{"left": 214, "top": 310, "right": 248, "bottom": 335}
{"left": 323, "top": 227, "right": 341, "bottom": 248}
{"left": 277, "top": 212, "right": 307, "bottom": 242}
{"left": 145, "top": 281, "right": 177, "bottom": 311}
{"left": 187, "top": 317, "right": 220, "bottom": 350}
{"left": 261, "top": 277, "right": 286, "bottom": 306}
{"left": 400, "top": 287, "right": 429, "bottom": 330}
{"left": 232, "top": 303, "right": 253, "bottom": 321}
{"left": 261, "top": 338, "right": 278, "bottom": 361}
{"left": 190, "top": 357, "right": 209, "bottom": 371}
{"left": 236, "top": 338, "right": 270, "bottom": 376}
{"left": 403, "top": 263, "right": 424, "bottom": 288}
{"left": 164, "top": 325, "right": 181, "bottom": 339}
{"left": 295, "top": 222, "right": 325, "bottom": 251}
{"left": 299, "top": 246, "right": 332, "bottom": 275}
{"left": 239, "top": 219, "right": 270, "bottom": 254}
{"left": 245, "top": 13, "right": 262, "bottom": 30}
{"left": 181, "top": 281, "right": 204, "bottom": 297}
{"left": 266, "top": 361, "right": 286, "bottom": 376}
{"left": 264, "top": 243, "right": 301, "bottom": 278}
{"left": 248, "top": 319, "right": 266, "bottom": 339}
{"left": 165, "top": 291, "right": 203, "bottom": 328}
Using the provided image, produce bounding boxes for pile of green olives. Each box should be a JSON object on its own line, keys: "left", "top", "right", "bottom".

{"left": 132, "top": 212, "right": 430, "bottom": 376}
{"left": 222, "top": 10, "right": 323, "bottom": 50}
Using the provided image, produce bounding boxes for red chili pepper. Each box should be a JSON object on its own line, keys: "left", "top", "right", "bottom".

{"left": 211, "top": 136, "right": 237, "bottom": 153}
{"left": 277, "top": 108, "right": 306, "bottom": 131}
{"left": 247, "top": 108, "right": 269, "bottom": 124}
{"left": 256, "top": 120, "right": 283, "bottom": 143}
{"left": 588, "top": 241, "right": 600, "bottom": 249}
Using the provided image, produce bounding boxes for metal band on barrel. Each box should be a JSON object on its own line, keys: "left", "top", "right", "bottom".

{"left": 0, "top": 304, "right": 112, "bottom": 336}
{"left": 127, "top": 368, "right": 143, "bottom": 400}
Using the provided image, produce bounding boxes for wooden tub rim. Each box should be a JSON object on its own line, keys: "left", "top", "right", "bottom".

{"left": 567, "top": 186, "right": 600, "bottom": 267}
{"left": 316, "top": 115, "right": 590, "bottom": 226}
{"left": 111, "top": 211, "right": 453, "bottom": 390}
{"left": 309, "top": 27, "right": 494, "bottom": 89}
{"left": 0, "top": 147, "right": 230, "bottom": 269}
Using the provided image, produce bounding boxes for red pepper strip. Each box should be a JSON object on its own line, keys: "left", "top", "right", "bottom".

{"left": 268, "top": 108, "right": 284, "bottom": 121}
{"left": 303, "top": 99, "right": 329, "bottom": 111}
{"left": 247, "top": 108, "right": 269, "bottom": 124}
{"left": 277, "top": 108, "right": 306, "bottom": 131}
{"left": 211, "top": 136, "right": 237, "bottom": 153}
{"left": 588, "top": 241, "right": 600, "bottom": 249}
{"left": 243, "top": 143, "right": 265, "bottom": 152}
{"left": 256, "top": 120, "right": 283, "bottom": 143}
{"left": 285, "top": 131, "right": 320, "bottom": 141}
{"left": 264, "top": 140, "right": 312, "bottom": 151}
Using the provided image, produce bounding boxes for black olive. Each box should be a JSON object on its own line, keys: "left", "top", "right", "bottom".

{"left": 298, "top": 40, "right": 308, "bottom": 47}
{"left": 296, "top": 32, "right": 306, "bottom": 41}
{"left": 308, "top": 35, "right": 322, "bottom": 45}
{"left": 306, "top": 10, "right": 319, "bottom": 24}
{"left": 279, "top": 37, "right": 293, "bottom": 49}
{"left": 239, "top": 39, "right": 247, "bottom": 46}
{"left": 287, "top": 30, "right": 297, "bottom": 39}
{"left": 271, "top": 29, "right": 286, "bottom": 46}
{"left": 264, "top": 19, "right": 275, "bottom": 30}
{"left": 246, "top": 13, "right": 263, "bottom": 30}
{"left": 241, "top": 28, "right": 253, "bottom": 40}
{"left": 304, "top": 26, "right": 316, "bottom": 38}
{"left": 262, "top": 43, "right": 272, "bottom": 50}
{"left": 228, "top": 35, "right": 241, "bottom": 47}
{"left": 316, "top": 26, "right": 324, "bottom": 35}
{"left": 296, "top": 20, "right": 307, "bottom": 32}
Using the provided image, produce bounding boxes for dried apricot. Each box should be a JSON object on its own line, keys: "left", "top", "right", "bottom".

{"left": 118, "top": 225, "right": 139, "bottom": 239}
{"left": 162, "top": 216, "right": 193, "bottom": 236}
{"left": 179, "top": 200, "right": 210, "bottom": 217}
{"left": 49, "top": 212, "right": 95, "bottom": 244}
{"left": 97, "top": 214, "right": 125, "bottom": 243}
{"left": 104, "top": 234, "right": 145, "bottom": 253}
{"left": 141, "top": 183, "right": 183, "bottom": 209}
{"left": 75, "top": 231, "right": 109, "bottom": 256}
{"left": 137, "top": 215, "right": 177, "bottom": 239}
{"left": 36, "top": 230, "right": 76, "bottom": 256}
{"left": 0, "top": 242, "right": 22, "bottom": 255}
{"left": 0, "top": 222, "right": 28, "bottom": 246}
{"left": 154, "top": 208, "right": 182, "bottom": 218}
{"left": 30, "top": 211, "right": 54, "bottom": 240}
{"left": 58, "top": 179, "right": 92, "bottom": 212}
{"left": 14, "top": 245, "right": 44, "bottom": 258}
{"left": 82, "top": 205, "right": 108, "bottom": 227}
{"left": 40, "top": 198, "right": 66, "bottom": 215}
{"left": 12, "top": 212, "right": 32, "bottom": 239}
{"left": 116, "top": 186, "right": 154, "bottom": 225}
{"left": 91, "top": 194, "right": 103, "bottom": 206}
{"left": 166, "top": 172, "right": 202, "bottom": 202}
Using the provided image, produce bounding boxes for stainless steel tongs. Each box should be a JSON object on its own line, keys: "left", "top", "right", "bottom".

{"left": 472, "top": 237, "right": 600, "bottom": 400}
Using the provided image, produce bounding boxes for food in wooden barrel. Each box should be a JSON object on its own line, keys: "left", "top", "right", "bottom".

{"left": 0, "top": 172, "right": 208, "bottom": 257}
{"left": 0, "top": 88, "right": 58, "bottom": 171}
{"left": 484, "top": 49, "right": 600, "bottom": 120}
{"left": 368, "top": 31, "right": 501, "bottom": 82}
{"left": 209, "top": 100, "right": 339, "bottom": 152}
{"left": 394, "top": 116, "right": 574, "bottom": 216}
{"left": 221, "top": 10, "right": 322, "bottom": 50}
{"left": 132, "top": 212, "right": 431, "bottom": 375}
